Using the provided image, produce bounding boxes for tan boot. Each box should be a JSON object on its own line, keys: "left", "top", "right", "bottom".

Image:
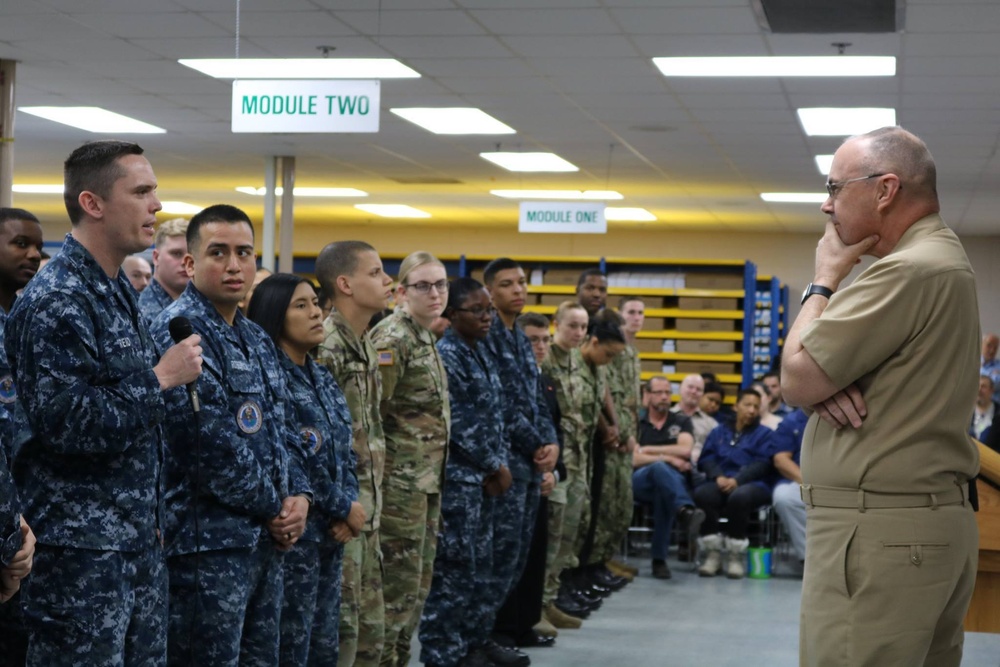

{"left": 698, "top": 534, "right": 724, "bottom": 577}
{"left": 607, "top": 558, "right": 639, "bottom": 577}
{"left": 544, "top": 603, "right": 583, "bottom": 629}
{"left": 605, "top": 559, "right": 636, "bottom": 581}
{"left": 533, "top": 615, "right": 559, "bottom": 638}
{"left": 725, "top": 537, "right": 749, "bottom": 579}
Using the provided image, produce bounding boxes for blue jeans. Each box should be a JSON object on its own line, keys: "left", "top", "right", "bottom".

{"left": 631, "top": 462, "right": 694, "bottom": 560}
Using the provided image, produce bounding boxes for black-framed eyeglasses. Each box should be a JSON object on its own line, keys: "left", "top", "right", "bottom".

{"left": 453, "top": 305, "right": 496, "bottom": 318}
{"left": 404, "top": 280, "right": 449, "bottom": 294}
{"left": 825, "top": 173, "right": 885, "bottom": 198}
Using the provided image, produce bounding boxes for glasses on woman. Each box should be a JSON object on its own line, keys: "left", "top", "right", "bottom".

{"left": 453, "top": 305, "right": 496, "bottom": 318}
{"left": 404, "top": 280, "right": 449, "bottom": 294}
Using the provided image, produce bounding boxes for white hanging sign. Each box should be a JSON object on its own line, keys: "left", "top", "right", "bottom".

{"left": 518, "top": 202, "right": 607, "bottom": 234}
{"left": 231, "top": 80, "right": 380, "bottom": 133}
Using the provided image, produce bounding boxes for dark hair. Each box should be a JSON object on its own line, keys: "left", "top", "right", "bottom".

{"left": 445, "top": 277, "right": 485, "bottom": 315}
{"left": 63, "top": 141, "right": 144, "bottom": 224}
{"left": 618, "top": 295, "right": 644, "bottom": 310}
{"left": 593, "top": 308, "right": 624, "bottom": 328}
{"left": 246, "top": 273, "right": 308, "bottom": 346}
{"left": 762, "top": 371, "right": 779, "bottom": 382}
{"left": 187, "top": 204, "right": 255, "bottom": 252}
{"left": 315, "top": 240, "right": 376, "bottom": 299}
{"left": 576, "top": 267, "right": 606, "bottom": 290}
{"left": 704, "top": 381, "right": 725, "bottom": 399}
{"left": 586, "top": 317, "right": 625, "bottom": 344}
{"left": 0, "top": 207, "right": 40, "bottom": 227}
{"left": 483, "top": 257, "right": 521, "bottom": 286}
{"left": 701, "top": 372, "right": 718, "bottom": 383}
{"left": 368, "top": 308, "right": 393, "bottom": 329}
{"left": 645, "top": 375, "right": 671, "bottom": 392}
{"left": 736, "top": 388, "right": 760, "bottom": 403}
{"left": 517, "top": 312, "right": 550, "bottom": 330}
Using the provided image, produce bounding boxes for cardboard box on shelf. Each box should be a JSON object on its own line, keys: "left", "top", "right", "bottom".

{"left": 640, "top": 359, "right": 665, "bottom": 374}
{"left": 641, "top": 317, "right": 665, "bottom": 331}
{"left": 677, "top": 340, "right": 737, "bottom": 355}
{"left": 634, "top": 338, "right": 665, "bottom": 354}
{"left": 676, "top": 361, "right": 738, "bottom": 376}
{"left": 684, "top": 273, "right": 745, "bottom": 290}
{"left": 675, "top": 318, "right": 738, "bottom": 333}
{"left": 543, "top": 269, "right": 582, "bottom": 286}
{"left": 539, "top": 294, "right": 570, "bottom": 307}
{"left": 470, "top": 268, "right": 484, "bottom": 284}
{"left": 677, "top": 297, "right": 739, "bottom": 311}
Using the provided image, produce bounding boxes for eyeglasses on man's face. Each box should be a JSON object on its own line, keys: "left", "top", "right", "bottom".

{"left": 404, "top": 279, "right": 449, "bottom": 294}
{"left": 453, "top": 305, "right": 496, "bottom": 318}
{"left": 824, "top": 173, "right": 885, "bottom": 198}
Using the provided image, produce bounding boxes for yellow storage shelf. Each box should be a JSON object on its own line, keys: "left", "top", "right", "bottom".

{"left": 636, "top": 330, "right": 743, "bottom": 341}
{"left": 527, "top": 285, "right": 744, "bottom": 298}
{"left": 640, "top": 352, "right": 743, "bottom": 363}
{"left": 523, "top": 305, "right": 744, "bottom": 319}
{"left": 605, "top": 257, "right": 745, "bottom": 267}
{"left": 639, "top": 371, "right": 743, "bottom": 385}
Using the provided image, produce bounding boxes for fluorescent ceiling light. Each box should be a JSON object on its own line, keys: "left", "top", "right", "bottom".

{"left": 160, "top": 201, "right": 203, "bottom": 215}
{"left": 653, "top": 56, "right": 895, "bottom": 77}
{"left": 605, "top": 207, "right": 657, "bottom": 221}
{"left": 355, "top": 204, "right": 430, "bottom": 218}
{"left": 179, "top": 58, "right": 420, "bottom": 79}
{"left": 814, "top": 154, "right": 834, "bottom": 175}
{"left": 236, "top": 186, "right": 367, "bottom": 197}
{"left": 480, "top": 152, "right": 578, "bottom": 172}
{"left": 760, "top": 193, "right": 828, "bottom": 204}
{"left": 797, "top": 108, "right": 896, "bottom": 136}
{"left": 12, "top": 184, "right": 63, "bottom": 194}
{"left": 19, "top": 107, "right": 166, "bottom": 133}
{"left": 490, "top": 189, "right": 623, "bottom": 200}
{"left": 390, "top": 108, "right": 515, "bottom": 135}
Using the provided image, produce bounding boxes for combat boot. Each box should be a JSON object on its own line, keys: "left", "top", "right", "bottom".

{"left": 725, "top": 537, "right": 750, "bottom": 579}
{"left": 544, "top": 603, "right": 583, "bottom": 629}
{"left": 533, "top": 616, "right": 558, "bottom": 638}
{"left": 698, "top": 533, "right": 724, "bottom": 577}
{"left": 606, "top": 558, "right": 638, "bottom": 578}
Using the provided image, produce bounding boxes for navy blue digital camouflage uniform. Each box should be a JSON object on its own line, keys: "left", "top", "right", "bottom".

{"left": 0, "top": 445, "right": 21, "bottom": 571}
{"left": 138, "top": 278, "right": 174, "bottom": 326}
{"left": 276, "top": 351, "right": 358, "bottom": 667}
{"left": 419, "top": 328, "right": 507, "bottom": 667}
{"left": 480, "top": 314, "right": 557, "bottom": 641}
{"left": 152, "top": 283, "right": 311, "bottom": 667}
{"left": 4, "top": 234, "right": 168, "bottom": 667}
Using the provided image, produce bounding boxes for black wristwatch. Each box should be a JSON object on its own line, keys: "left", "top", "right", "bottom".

{"left": 800, "top": 283, "right": 834, "bottom": 305}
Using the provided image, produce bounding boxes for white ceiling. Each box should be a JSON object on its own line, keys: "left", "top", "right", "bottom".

{"left": 2, "top": 0, "right": 1000, "bottom": 235}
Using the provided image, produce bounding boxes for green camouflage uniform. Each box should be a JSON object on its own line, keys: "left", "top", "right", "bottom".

{"left": 316, "top": 311, "right": 386, "bottom": 667}
{"left": 590, "top": 342, "right": 640, "bottom": 565}
{"left": 540, "top": 344, "right": 604, "bottom": 606}
{"left": 369, "top": 310, "right": 450, "bottom": 667}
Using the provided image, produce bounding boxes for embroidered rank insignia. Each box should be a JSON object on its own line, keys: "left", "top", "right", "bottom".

{"left": 236, "top": 400, "right": 263, "bottom": 434}
{"left": 378, "top": 350, "right": 394, "bottom": 366}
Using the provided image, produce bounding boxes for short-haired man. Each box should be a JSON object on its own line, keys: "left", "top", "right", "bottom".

{"left": 152, "top": 204, "right": 310, "bottom": 666}
{"left": 632, "top": 376, "right": 704, "bottom": 579}
{"left": 761, "top": 371, "right": 791, "bottom": 417}
{"left": 315, "top": 240, "right": 393, "bottom": 667}
{"left": 122, "top": 254, "right": 152, "bottom": 293}
{"left": 5, "top": 140, "right": 202, "bottom": 665}
{"left": 139, "top": 217, "right": 189, "bottom": 323}
{"left": 981, "top": 333, "right": 1000, "bottom": 403}
{"left": 768, "top": 409, "right": 809, "bottom": 563}
{"left": 574, "top": 268, "right": 607, "bottom": 317}
{"left": 783, "top": 127, "right": 980, "bottom": 666}
{"left": 0, "top": 206, "right": 43, "bottom": 661}
{"left": 972, "top": 375, "right": 997, "bottom": 441}
{"left": 482, "top": 259, "right": 558, "bottom": 659}
{"left": 671, "top": 374, "right": 719, "bottom": 464}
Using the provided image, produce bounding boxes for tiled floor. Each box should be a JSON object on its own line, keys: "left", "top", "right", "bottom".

{"left": 505, "top": 558, "right": 1000, "bottom": 667}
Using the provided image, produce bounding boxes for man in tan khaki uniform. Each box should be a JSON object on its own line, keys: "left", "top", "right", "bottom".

{"left": 782, "top": 126, "right": 980, "bottom": 667}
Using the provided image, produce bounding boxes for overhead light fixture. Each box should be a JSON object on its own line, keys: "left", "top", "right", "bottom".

{"left": 179, "top": 58, "right": 420, "bottom": 79}
{"left": 18, "top": 107, "right": 166, "bottom": 133}
{"left": 390, "top": 108, "right": 515, "bottom": 135}
{"left": 355, "top": 204, "right": 430, "bottom": 218}
{"left": 605, "top": 207, "right": 657, "bottom": 221}
{"left": 236, "top": 186, "right": 367, "bottom": 197}
{"left": 12, "top": 184, "right": 63, "bottom": 194}
{"left": 797, "top": 108, "right": 896, "bottom": 136}
{"left": 814, "top": 155, "right": 834, "bottom": 175}
{"left": 490, "top": 189, "right": 623, "bottom": 200}
{"left": 160, "top": 201, "right": 203, "bottom": 215}
{"left": 480, "top": 152, "right": 578, "bottom": 173}
{"left": 653, "top": 56, "right": 895, "bottom": 77}
{"left": 760, "top": 193, "right": 828, "bottom": 204}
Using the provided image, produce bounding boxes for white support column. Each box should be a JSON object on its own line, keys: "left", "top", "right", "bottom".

{"left": 279, "top": 156, "right": 295, "bottom": 274}
{"left": 0, "top": 60, "right": 16, "bottom": 208}
{"left": 261, "top": 156, "right": 277, "bottom": 272}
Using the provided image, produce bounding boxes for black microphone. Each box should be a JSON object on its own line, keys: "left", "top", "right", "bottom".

{"left": 168, "top": 316, "right": 201, "bottom": 413}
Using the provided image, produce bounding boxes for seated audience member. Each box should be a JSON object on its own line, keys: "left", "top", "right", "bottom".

{"left": 986, "top": 410, "right": 1000, "bottom": 454}
{"left": 702, "top": 382, "right": 734, "bottom": 424}
{"left": 671, "top": 374, "right": 718, "bottom": 465}
{"left": 982, "top": 333, "right": 1000, "bottom": 403}
{"left": 972, "top": 375, "right": 997, "bottom": 441}
{"left": 769, "top": 409, "right": 809, "bottom": 563}
{"left": 750, "top": 381, "right": 783, "bottom": 430}
{"left": 632, "top": 376, "right": 705, "bottom": 579}
{"left": 694, "top": 389, "right": 776, "bottom": 579}
{"left": 761, "top": 371, "right": 792, "bottom": 418}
